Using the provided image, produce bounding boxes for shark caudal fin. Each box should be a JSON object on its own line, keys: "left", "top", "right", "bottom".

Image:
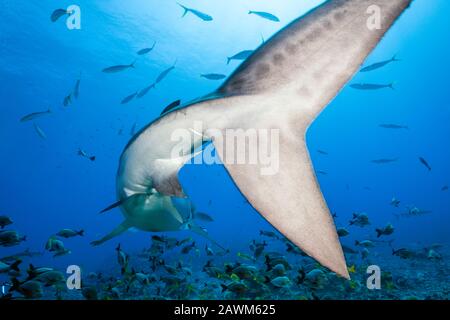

{"left": 211, "top": 0, "right": 413, "bottom": 279}
{"left": 212, "top": 123, "right": 350, "bottom": 279}
{"left": 118, "top": 0, "right": 414, "bottom": 279}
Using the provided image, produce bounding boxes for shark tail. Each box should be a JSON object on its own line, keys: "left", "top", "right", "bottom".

{"left": 99, "top": 200, "right": 124, "bottom": 214}
{"left": 99, "top": 194, "right": 143, "bottom": 214}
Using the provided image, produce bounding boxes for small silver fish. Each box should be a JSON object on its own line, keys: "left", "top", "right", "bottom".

{"left": 390, "top": 197, "right": 401, "bottom": 207}
{"left": 33, "top": 123, "right": 47, "bottom": 140}
{"left": 371, "top": 158, "right": 398, "bottom": 164}
{"left": 419, "top": 157, "right": 431, "bottom": 171}
{"left": 73, "top": 78, "right": 81, "bottom": 99}
{"left": 63, "top": 94, "right": 72, "bottom": 107}
{"left": 360, "top": 55, "right": 400, "bottom": 72}
{"left": 351, "top": 83, "right": 395, "bottom": 90}
{"left": 227, "top": 50, "right": 253, "bottom": 65}
{"left": 0, "top": 248, "right": 42, "bottom": 262}
{"left": 102, "top": 61, "right": 136, "bottom": 73}
{"left": 379, "top": 124, "right": 408, "bottom": 130}
{"left": 248, "top": 11, "right": 280, "bottom": 22}
{"left": 178, "top": 3, "right": 213, "bottom": 21}
{"left": 201, "top": 73, "right": 227, "bottom": 81}
{"left": 399, "top": 207, "right": 432, "bottom": 218}
{"left": 77, "top": 149, "right": 95, "bottom": 161}
{"left": 137, "top": 42, "right": 156, "bottom": 55}
{"left": 51, "top": 9, "right": 68, "bottom": 22}
{"left": 137, "top": 84, "right": 155, "bottom": 98}
{"left": 130, "top": 122, "right": 137, "bottom": 136}
{"left": 20, "top": 109, "right": 51, "bottom": 122}
{"left": 121, "top": 92, "right": 138, "bottom": 105}
{"left": 155, "top": 62, "right": 177, "bottom": 84}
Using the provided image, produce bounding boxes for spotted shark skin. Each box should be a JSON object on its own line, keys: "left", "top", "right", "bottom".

{"left": 96, "top": 0, "right": 414, "bottom": 279}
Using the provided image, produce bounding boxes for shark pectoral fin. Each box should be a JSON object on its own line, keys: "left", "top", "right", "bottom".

{"left": 188, "top": 223, "right": 227, "bottom": 252}
{"left": 91, "top": 220, "right": 133, "bottom": 246}
{"left": 99, "top": 194, "right": 143, "bottom": 214}
{"left": 99, "top": 199, "right": 125, "bottom": 214}
{"left": 214, "top": 129, "right": 349, "bottom": 279}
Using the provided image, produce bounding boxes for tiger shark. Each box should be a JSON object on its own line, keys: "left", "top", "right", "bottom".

{"left": 92, "top": 0, "right": 414, "bottom": 279}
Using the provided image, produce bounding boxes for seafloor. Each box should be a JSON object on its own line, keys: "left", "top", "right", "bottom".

{"left": 3, "top": 235, "right": 447, "bottom": 300}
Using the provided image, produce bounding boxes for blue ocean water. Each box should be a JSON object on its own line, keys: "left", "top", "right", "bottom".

{"left": 0, "top": 0, "right": 449, "bottom": 299}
